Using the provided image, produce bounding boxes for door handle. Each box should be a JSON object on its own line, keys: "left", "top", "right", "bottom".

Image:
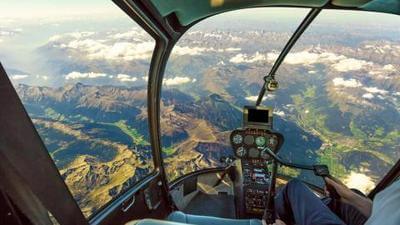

{"left": 121, "top": 195, "right": 135, "bottom": 212}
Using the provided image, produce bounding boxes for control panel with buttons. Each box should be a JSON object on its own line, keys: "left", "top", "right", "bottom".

{"left": 242, "top": 159, "right": 270, "bottom": 214}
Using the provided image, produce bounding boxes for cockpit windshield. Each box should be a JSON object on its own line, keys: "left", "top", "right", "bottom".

{"left": 161, "top": 8, "right": 400, "bottom": 194}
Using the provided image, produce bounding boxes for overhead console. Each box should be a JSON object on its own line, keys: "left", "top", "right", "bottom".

{"left": 230, "top": 106, "right": 284, "bottom": 217}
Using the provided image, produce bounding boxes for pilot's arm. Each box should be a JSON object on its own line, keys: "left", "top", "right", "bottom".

{"left": 325, "top": 177, "right": 372, "bottom": 217}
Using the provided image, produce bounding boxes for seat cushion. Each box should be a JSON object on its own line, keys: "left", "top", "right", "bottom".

{"left": 126, "top": 219, "right": 191, "bottom": 225}
{"left": 167, "top": 211, "right": 262, "bottom": 225}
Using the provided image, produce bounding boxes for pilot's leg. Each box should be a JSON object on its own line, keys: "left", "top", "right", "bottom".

{"left": 323, "top": 195, "right": 367, "bottom": 225}
{"left": 275, "top": 179, "right": 346, "bottom": 225}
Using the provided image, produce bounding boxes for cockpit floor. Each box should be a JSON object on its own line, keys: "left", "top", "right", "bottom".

{"left": 183, "top": 193, "right": 236, "bottom": 219}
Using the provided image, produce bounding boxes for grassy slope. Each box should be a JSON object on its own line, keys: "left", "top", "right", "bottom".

{"left": 290, "top": 85, "right": 399, "bottom": 180}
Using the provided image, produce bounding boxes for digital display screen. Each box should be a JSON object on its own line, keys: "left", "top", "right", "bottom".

{"left": 248, "top": 108, "right": 269, "bottom": 123}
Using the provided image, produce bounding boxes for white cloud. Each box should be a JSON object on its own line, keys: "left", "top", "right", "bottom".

{"left": 164, "top": 76, "right": 191, "bottom": 86}
{"left": 363, "top": 87, "right": 388, "bottom": 95}
{"left": 308, "top": 70, "right": 317, "bottom": 74}
{"left": 52, "top": 32, "right": 155, "bottom": 61}
{"left": 344, "top": 171, "right": 375, "bottom": 194}
{"left": 274, "top": 110, "right": 285, "bottom": 117}
{"left": 362, "top": 93, "right": 374, "bottom": 99}
{"left": 267, "top": 51, "right": 345, "bottom": 65}
{"left": 267, "top": 50, "right": 373, "bottom": 72}
{"left": 288, "top": 51, "right": 343, "bottom": 65}
{"left": 245, "top": 96, "right": 265, "bottom": 102}
{"left": 173, "top": 46, "right": 214, "bottom": 56}
{"left": 332, "top": 77, "right": 362, "bottom": 88}
{"left": 117, "top": 74, "right": 137, "bottom": 82}
{"left": 245, "top": 94, "right": 275, "bottom": 102}
{"left": 230, "top": 52, "right": 266, "bottom": 64}
{"left": 383, "top": 64, "right": 396, "bottom": 71}
{"left": 142, "top": 76, "right": 149, "bottom": 82}
{"left": 332, "top": 58, "right": 372, "bottom": 72}
{"left": 225, "top": 47, "right": 241, "bottom": 52}
{"left": 11, "top": 74, "right": 29, "bottom": 80}
{"left": 110, "top": 29, "right": 143, "bottom": 40}
{"left": 76, "top": 41, "right": 154, "bottom": 61}
{"left": 65, "top": 71, "right": 107, "bottom": 80}
{"left": 192, "top": 78, "right": 197, "bottom": 83}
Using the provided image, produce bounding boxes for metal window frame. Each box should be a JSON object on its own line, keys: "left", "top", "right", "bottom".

{"left": 124, "top": 0, "right": 400, "bottom": 199}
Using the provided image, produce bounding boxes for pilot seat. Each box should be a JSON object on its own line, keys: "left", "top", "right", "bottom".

{"left": 127, "top": 211, "right": 263, "bottom": 225}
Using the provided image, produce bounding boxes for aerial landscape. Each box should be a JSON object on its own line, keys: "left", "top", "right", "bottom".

{"left": 1, "top": 5, "right": 400, "bottom": 218}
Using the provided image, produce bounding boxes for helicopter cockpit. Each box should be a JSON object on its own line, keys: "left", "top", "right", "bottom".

{"left": 1, "top": 1, "right": 400, "bottom": 225}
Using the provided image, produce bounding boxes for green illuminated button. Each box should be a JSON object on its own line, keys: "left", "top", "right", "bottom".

{"left": 255, "top": 136, "right": 266, "bottom": 147}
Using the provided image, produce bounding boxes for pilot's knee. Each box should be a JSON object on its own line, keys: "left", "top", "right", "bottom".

{"left": 167, "top": 211, "right": 186, "bottom": 223}
{"left": 286, "top": 178, "right": 306, "bottom": 190}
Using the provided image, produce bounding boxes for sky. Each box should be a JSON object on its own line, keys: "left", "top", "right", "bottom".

{"left": 0, "top": 0, "right": 121, "bottom": 19}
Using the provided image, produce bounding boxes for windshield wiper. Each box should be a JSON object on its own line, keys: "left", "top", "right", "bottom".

{"left": 256, "top": 8, "right": 322, "bottom": 106}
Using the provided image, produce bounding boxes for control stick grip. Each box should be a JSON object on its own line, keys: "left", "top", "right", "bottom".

{"left": 313, "top": 165, "right": 340, "bottom": 199}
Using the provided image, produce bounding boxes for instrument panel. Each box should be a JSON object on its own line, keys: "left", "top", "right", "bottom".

{"left": 230, "top": 128, "right": 283, "bottom": 160}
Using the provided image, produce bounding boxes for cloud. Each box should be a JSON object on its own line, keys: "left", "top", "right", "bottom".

{"left": 109, "top": 29, "right": 145, "bottom": 40}
{"left": 332, "top": 58, "right": 372, "bottom": 72}
{"left": 11, "top": 74, "right": 29, "bottom": 80}
{"left": 274, "top": 110, "right": 285, "bottom": 117}
{"left": 65, "top": 71, "right": 107, "bottom": 80}
{"left": 92, "top": 41, "right": 154, "bottom": 61}
{"left": 383, "top": 64, "right": 396, "bottom": 71}
{"left": 245, "top": 96, "right": 260, "bottom": 101}
{"left": 267, "top": 50, "right": 373, "bottom": 72}
{"left": 246, "top": 94, "right": 275, "bottom": 102}
{"left": 51, "top": 32, "right": 155, "bottom": 61}
{"left": 164, "top": 76, "right": 191, "bottom": 86}
{"left": 224, "top": 47, "right": 241, "bottom": 52}
{"left": 266, "top": 51, "right": 345, "bottom": 65}
{"left": 332, "top": 77, "right": 362, "bottom": 88}
{"left": 230, "top": 52, "right": 266, "bottom": 64}
{"left": 362, "top": 93, "right": 374, "bottom": 99}
{"left": 363, "top": 87, "right": 388, "bottom": 95}
{"left": 171, "top": 46, "right": 239, "bottom": 59}
{"left": 117, "top": 74, "right": 137, "bottom": 82}
{"left": 173, "top": 46, "right": 214, "bottom": 56}
{"left": 65, "top": 40, "right": 154, "bottom": 61}
{"left": 344, "top": 171, "right": 375, "bottom": 194}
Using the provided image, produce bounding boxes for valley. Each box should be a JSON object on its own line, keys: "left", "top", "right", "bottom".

{"left": 2, "top": 10, "right": 400, "bottom": 217}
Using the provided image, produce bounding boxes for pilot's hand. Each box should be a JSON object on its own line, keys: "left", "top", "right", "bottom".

{"left": 262, "top": 219, "right": 286, "bottom": 225}
{"left": 324, "top": 177, "right": 354, "bottom": 202}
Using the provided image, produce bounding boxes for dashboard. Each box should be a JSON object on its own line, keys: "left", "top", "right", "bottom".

{"left": 230, "top": 106, "right": 284, "bottom": 217}
{"left": 230, "top": 128, "right": 283, "bottom": 160}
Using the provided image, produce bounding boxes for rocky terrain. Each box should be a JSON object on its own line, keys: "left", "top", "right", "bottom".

{"left": 3, "top": 16, "right": 400, "bottom": 216}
